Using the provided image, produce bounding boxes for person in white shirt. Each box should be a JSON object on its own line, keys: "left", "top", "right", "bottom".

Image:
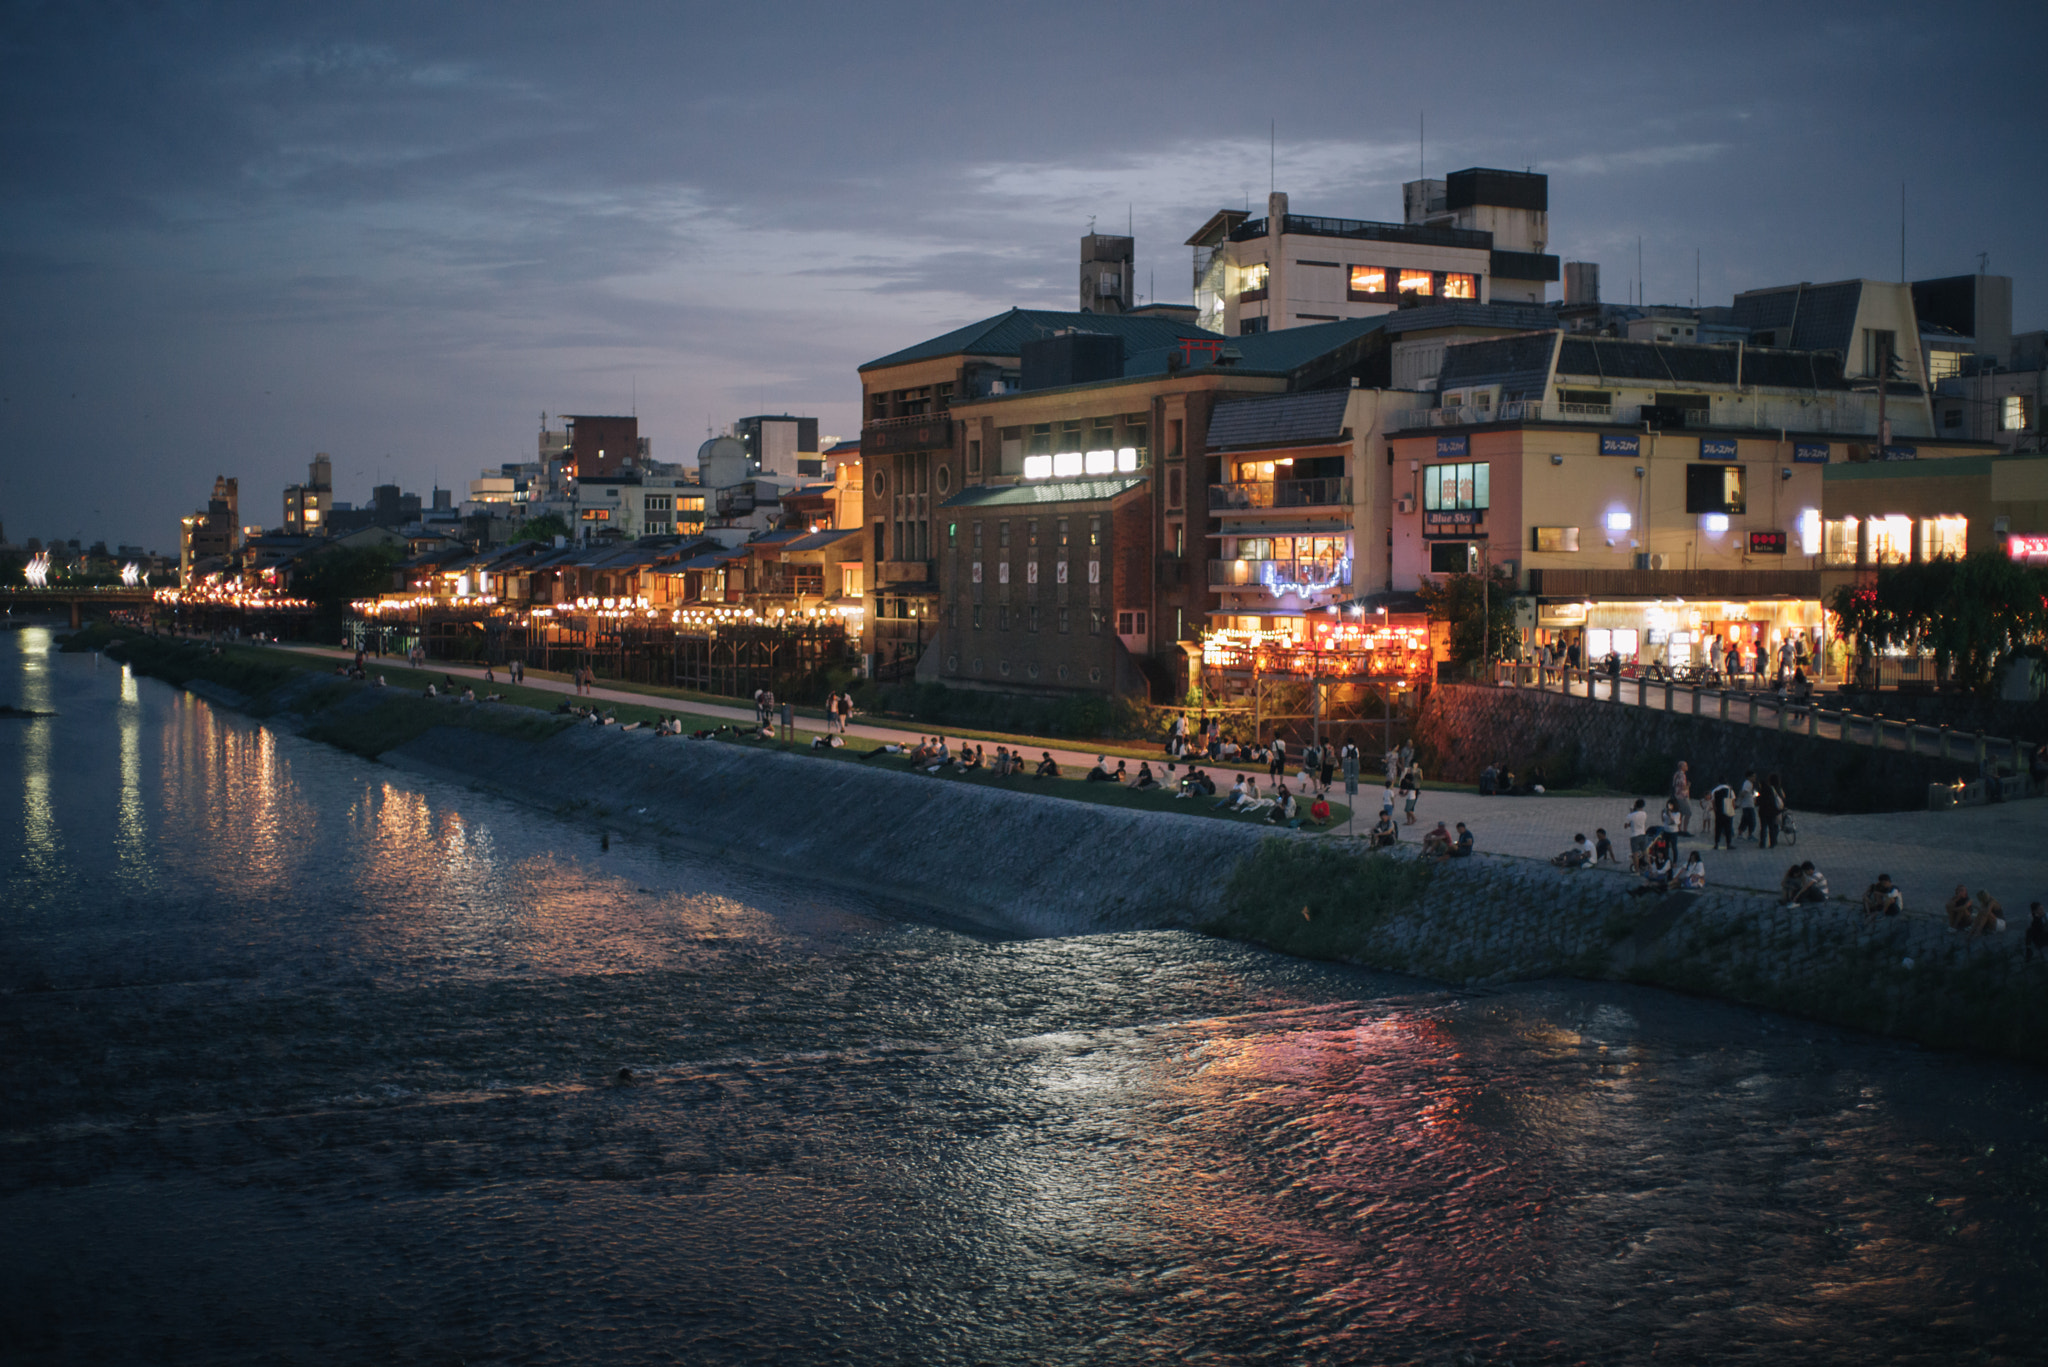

{"left": 1625, "top": 799, "right": 1651, "bottom": 871}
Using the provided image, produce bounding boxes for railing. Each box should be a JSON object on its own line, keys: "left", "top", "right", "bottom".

{"left": 1229, "top": 213, "right": 1492, "bottom": 251}
{"left": 1485, "top": 662, "right": 2034, "bottom": 782}
{"left": 1209, "top": 477, "right": 1352, "bottom": 510}
{"left": 863, "top": 411, "right": 946, "bottom": 431}
{"left": 1209, "top": 558, "right": 1351, "bottom": 588}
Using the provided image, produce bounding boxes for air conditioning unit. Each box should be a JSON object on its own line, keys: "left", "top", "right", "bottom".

{"left": 1396, "top": 495, "right": 1416, "bottom": 514}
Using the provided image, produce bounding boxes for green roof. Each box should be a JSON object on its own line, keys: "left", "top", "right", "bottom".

{"left": 939, "top": 477, "right": 1147, "bottom": 509}
{"left": 860, "top": 308, "right": 1217, "bottom": 372}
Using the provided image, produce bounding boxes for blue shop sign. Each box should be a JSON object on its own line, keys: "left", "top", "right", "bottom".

{"left": 1435, "top": 435, "right": 1468, "bottom": 458}
{"left": 1699, "top": 438, "right": 1738, "bottom": 460}
{"left": 1600, "top": 433, "right": 1640, "bottom": 457}
{"left": 1792, "top": 443, "right": 1830, "bottom": 464}
{"left": 1882, "top": 444, "right": 1918, "bottom": 461}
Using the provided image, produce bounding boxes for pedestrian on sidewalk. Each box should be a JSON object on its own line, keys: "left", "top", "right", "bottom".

{"left": 1625, "top": 799, "right": 1650, "bottom": 870}
{"left": 1756, "top": 773, "right": 1784, "bottom": 848}
{"left": 1669, "top": 760, "right": 1694, "bottom": 834}
{"left": 1400, "top": 765, "right": 1421, "bottom": 825}
{"left": 1737, "top": 769, "right": 1758, "bottom": 842}
{"left": 1320, "top": 745, "right": 1336, "bottom": 797}
{"left": 1709, "top": 781, "right": 1737, "bottom": 850}
{"left": 1268, "top": 737, "right": 1287, "bottom": 786}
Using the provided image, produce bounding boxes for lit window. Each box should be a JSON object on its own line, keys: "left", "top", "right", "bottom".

{"left": 1918, "top": 515, "right": 1967, "bottom": 560}
{"left": 1604, "top": 510, "right": 1633, "bottom": 533}
{"left": 1868, "top": 514, "right": 1912, "bottom": 565}
{"left": 1797, "top": 508, "right": 1821, "bottom": 556}
{"left": 1052, "top": 451, "right": 1084, "bottom": 477}
{"left": 2003, "top": 395, "right": 2032, "bottom": 430}
{"left": 1084, "top": 449, "right": 1115, "bottom": 475}
{"left": 1822, "top": 516, "right": 1857, "bottom": 566}
{"left": 1442, "top": 273, "right": 1477, "bottom": 300}
{"left": 1398, "top": 269, "right": 1434, "bottom": 296}
{"left": 1116, "top": 446, "right": 1138, "bottom": 472}
{"left": 1422, "top": 461, "right": 1489, "bottom": 511}
{"left": 1927, "top": 350, "right": 1962, "bottom": 382}
{"left": 1022, "top": 455, "right": 1053, "bottom": 480}
{"left": 1349, "top": 265, "right": 1387, "bottom": 295}
{"left": 1241, "top": 262, "right": 1270, "bottom": 292}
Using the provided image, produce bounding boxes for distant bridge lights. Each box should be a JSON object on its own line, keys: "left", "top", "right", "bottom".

{"left": 121, "top": 562, "right": 142, "bottom": 587}
{"left": 23, "top": 552, "right": 49, "bottom": 588}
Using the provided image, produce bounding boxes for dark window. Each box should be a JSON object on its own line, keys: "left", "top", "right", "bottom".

{"left": 998, "top": 605, "right": 1009, "bottom": 631}
{"left": 1558, "top": 389, "right": 1611, "bottom": 408}
{"left": 872, "top": 521, "right": 884, "bottom": 561}
{"left": 1028, "top": 606, "right": 1040, "bottom": 633}
{"left": 998, "top": 520, "right": 1010, "bottom": 548}
{"left": 972, "top": 605, "right": 982, "bottom": 629}
{"left": 1239, "top": 316, "right": 1267, "bottom": 335}
{"left": 1089, "top": 609, "right": 1106, "bottom": 635}
{"left": 1685, "top": 463, "right": 1747, "bottom": 515}
{"left": 1057, "top": 608, "right": 1070, "bottom": 634}
{"left": 967, "top": 439, "right": 981, "bottom": 474}
{"left": 1430, "top": 542, "right": 1473, "bottom": 574}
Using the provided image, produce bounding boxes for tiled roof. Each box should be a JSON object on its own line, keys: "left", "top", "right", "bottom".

{"left": 781, "top": 528, "right": 863, "bottom": 552}
{"left": 1375, "top": 302, "right": 1559, "bottom": 336}
{"left": 860, "top": 308, "right": 1217, "bottom": 372}
{"left": 939, "top": 476, "right": 1147, "bottom": 508}
{"left": 1206, "top": 389, "right": 1352, "bottom": 450}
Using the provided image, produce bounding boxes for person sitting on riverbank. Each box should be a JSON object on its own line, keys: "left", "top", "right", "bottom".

{"left": 989, "top": 746, "right": 1012, "bottom": 777}
{"left": 956, "top": 745, "right": 983, "bottom": 774}
{"left": 1784, "top": 861, "right": 1829, "bottom": 906}
{"left": 1861, "top": 874, "right": 1904, "bottom": 923}
{"left": 1370, "top": 811, "right": 1398, "bottom": 848}
{"left": 1551, "top": 834, "right": 1592, "bottom": 868}
{"left": 1264, "top": 782, "right": 1296, "bottom": 824}
{"left": 373, "top": 674, "right": 387, "bottom": 688}
{"left": 1085, "top": 755, "right": 1113, "bottom": 781}
{"left": 1634, "top": 845, "right": 1677, "bottom": 894}
{"left": 424, "top": 683, "right": 438, "bottom": 698}
{"left": 1215, "top": 774, "right": 1249, "bottom": 809}
{"left": 1033, "top": 752, "right": 1059, "bottom": 779}
{"left": 1421, "top": 821, "right": 1451, "bottom": 857}
{"left": 1594, "top": 828, "right": 1618, "bottom": 864}
{"left": 1679, "top": 850, "right": 1707, "bottom": 892}
{"left": 1179, "top": 767, "right": 1216, "bottom": 799}
{"left": 1308, "top": 793, "right": 1332, "bottom": 826}
{"left": 923, "top": 738, "right": 953, "bottom": 773}
{"left": 1132, "top": 762, "right": 1160, "bottom": 791}
{"left": 1970, "top": 891, "right": 2005, "bottom": 938}
{"left": 1450, "top": 822, "right": 1474, "bottom": 858}
{"left": 1944, "top": 884, "right": 1974, "bottom": 931}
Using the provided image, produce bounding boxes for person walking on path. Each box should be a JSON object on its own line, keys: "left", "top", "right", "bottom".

{"left": 1319, "top": 744, "right": 1337, "bottom": 797}
{"left": 1268, "top": 737, "right": 1288, "bottom": 787}
{"left": 1737, "top": 769, "right": 1758, "bottom": 843}
{"left": 1341, "top": 742, "right": 1360, "bottom": 808}
{"left": 1400, "top": 765, "right": 1422, "bottom": 825}
{"left": 1756, "top": 772, "right": 1784, "bottom": 849}
{"left": 1625, "top": 798, "right": 1651, "bottom": 871}
{"left": 1709, "top": 780, "right": 1737, "bottom": 850}
{"left": 1669, "top": 761, "right": 1694, "bottom": 835}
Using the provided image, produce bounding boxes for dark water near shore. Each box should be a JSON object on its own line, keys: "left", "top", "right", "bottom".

{"left": 4, "top": 629, "right": 2047, "bottom": 1366}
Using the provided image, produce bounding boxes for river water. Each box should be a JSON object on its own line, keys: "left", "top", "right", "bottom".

{"left": 2, "top": 627, "right": 2045, "bottom": 1365}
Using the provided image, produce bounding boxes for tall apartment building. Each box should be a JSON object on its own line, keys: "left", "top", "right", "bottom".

{"left": 180, "top": 475, "right": 240, "bottom": 579}
{"left": 1186, "top": 168, "right": 1560, "bottom": 337}
{"left": 564, "top": 414, "right": 649, "bottom": 478}
{"left": 282, "top": 453, "right": 332, "bottom": 536}
{"left": 733, "top": 414, "right": 822, "bottom": 480}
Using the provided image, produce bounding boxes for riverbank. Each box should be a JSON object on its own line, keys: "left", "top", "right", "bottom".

{"left": 82, "top": 625, "right": 2048, "bottom": 1066}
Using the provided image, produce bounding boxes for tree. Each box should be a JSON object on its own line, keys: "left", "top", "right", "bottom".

{"left": 1417, "top": 567, "right": 1521, "bottom": 671}
{"left": 509, "top": 511, "right": 570, "bottom": 546}
{"left": 1830, "top": 550, "right": 2048, "bottom": 693}
{"left": 295, "top": 544, "right": 405, "bottom": 635}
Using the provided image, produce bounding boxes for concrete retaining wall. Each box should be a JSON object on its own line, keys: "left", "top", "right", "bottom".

{"left": 1412, "top": 683, "right": 1973, "bottom": 812}
{"left": 385, "top": 723, "right": 1270, "bottom": 938}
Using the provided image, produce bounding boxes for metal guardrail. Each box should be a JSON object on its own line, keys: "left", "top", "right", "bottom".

{"left": 1209, "top": 477, "right": 1352, "bottom": 510}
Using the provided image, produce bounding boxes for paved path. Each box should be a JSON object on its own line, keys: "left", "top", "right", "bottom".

{"left": 286, "top": 644, "right": 2045, "bottom": 920}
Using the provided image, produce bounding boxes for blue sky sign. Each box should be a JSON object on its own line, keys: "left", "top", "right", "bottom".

{"left": 1600, "top": 433, "right": 1640, "bottom": 456}
{"left": 1793, "top": 443, "right": 1830, "bottom": 463}
{"left": 1699, "top": 438, "right": 1739, "bottom": 459}
{"left": 1435, "top": 435, "right": 1468, "bottom": 458}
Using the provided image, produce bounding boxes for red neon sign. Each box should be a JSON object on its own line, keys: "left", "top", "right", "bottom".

{"left": 2009, "top": 534, "right": 2048, "bottom": 561}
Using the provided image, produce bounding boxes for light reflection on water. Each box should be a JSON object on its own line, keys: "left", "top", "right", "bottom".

{"left": 1, "top": 631, "right": 2045, "bottom": 1365}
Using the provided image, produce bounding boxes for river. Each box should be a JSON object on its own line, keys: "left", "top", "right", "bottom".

{"left": 2, "top": 627, "right": 2045, "bottom": 1365}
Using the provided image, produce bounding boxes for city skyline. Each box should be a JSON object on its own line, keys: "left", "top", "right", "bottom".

{"left": 4, "top": 1, "right": 2044, "bottom": 548}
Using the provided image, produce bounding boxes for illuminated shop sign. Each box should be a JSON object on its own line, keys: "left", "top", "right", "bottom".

{"left": 2008, "top": 534, "right": 2048, "bottom": 562}
{"left": 1434, "top": 435, "right": 1468, "bottom": 458}
{"left": 1699, "top": 438, "right": 1738, "bottom": 460}
{"left": 1881, "top": 445, "right": 1918, "bottom": 462}
{"left": 1749, "top": 530, "right": 1788, "bottom": 555}
{"left": 1022, "top": 448, "right": 1139, "bottom": 480}
{"left": 1600, "top": 433, "right": 1640, "bottom": 457}
{"left": 1793, "top": 443, "right": 1830, "bottom": 464}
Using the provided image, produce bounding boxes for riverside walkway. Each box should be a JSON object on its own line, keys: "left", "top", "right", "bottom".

{"left": 279, "top": 644, "right": 2046, "bottom": 934}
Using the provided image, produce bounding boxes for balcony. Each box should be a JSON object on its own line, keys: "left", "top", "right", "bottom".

{"left": 1208, "top": 558, "right": 1351, "bottom": 589}
{"left": 1387, "top": 398, "right": 1858, "bottom": 435}
{"left": 862, "top": 413, "right": 954, "bottom": 455}
{"left": 875, "top": 559, "right": 934, "bottom": 586}
{"left": 1209, "top": 477, "right": 1352, "bottom": 511}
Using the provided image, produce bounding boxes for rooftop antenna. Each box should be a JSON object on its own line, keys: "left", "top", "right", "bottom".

{"left": 1900, "top": 182, "right": 1906, "bottom": 282}
{"left": 1978, "top": 251, "right": 1991, "bottom": 274}
{"left": 1270, "top": 119, "right": 1275, "bottom": 195}
{"left": 631, "top": 374, "right": 637, "bottom": 418}
{"left": 1638, "top": 236, "right": 1644, "bottom": 306}
{"left": 1695, "top": 249, "right": 1700, "bottom": 308}
{"left": 1419, "top": 110, "right": 1425, "bottom": 182}
{"left": 1088, "top": 214, "right": 1096, "bottom": 234}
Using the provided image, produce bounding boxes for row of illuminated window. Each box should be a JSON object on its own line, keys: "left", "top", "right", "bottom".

{"left": 954, "top": 515, "right": 1103, "bottom": 551}
{"left": 1423, "top": 461, "right": 1490, "bottom": 511}
{"left": 1820, "top": 514, "right": 1968, "bottom": 566}
{"left": 1234, "top": 262, "right": 1479, "bottom": 303}
{"left": 1021, "top": 448, "right": 1142, "bottom": 479}
{"left": 1228, "top": 535, "right": 1350, "bottom": 565}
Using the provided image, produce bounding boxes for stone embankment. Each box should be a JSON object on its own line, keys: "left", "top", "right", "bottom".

{"left": 392, "top": 721, "right": 2047, "bottom": 1067}
{"left": 1412, "top": 682, "right": 1977, "bottom": 813}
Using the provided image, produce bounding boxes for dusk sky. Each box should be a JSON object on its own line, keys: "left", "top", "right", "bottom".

{"left": 5, "top": 1, "right": 2043, "bottom": 553}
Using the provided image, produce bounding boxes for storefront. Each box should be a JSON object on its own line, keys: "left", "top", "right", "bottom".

{"left": 1200, "top": 606, "right": 1431, "bottom": 679}
{"left": 1532, "top": 596, "right": 1831, "bottom": 677}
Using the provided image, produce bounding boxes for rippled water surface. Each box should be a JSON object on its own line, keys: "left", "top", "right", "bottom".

{"left": 3, "top": 629, "right": 2047, "bottom": 1365}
